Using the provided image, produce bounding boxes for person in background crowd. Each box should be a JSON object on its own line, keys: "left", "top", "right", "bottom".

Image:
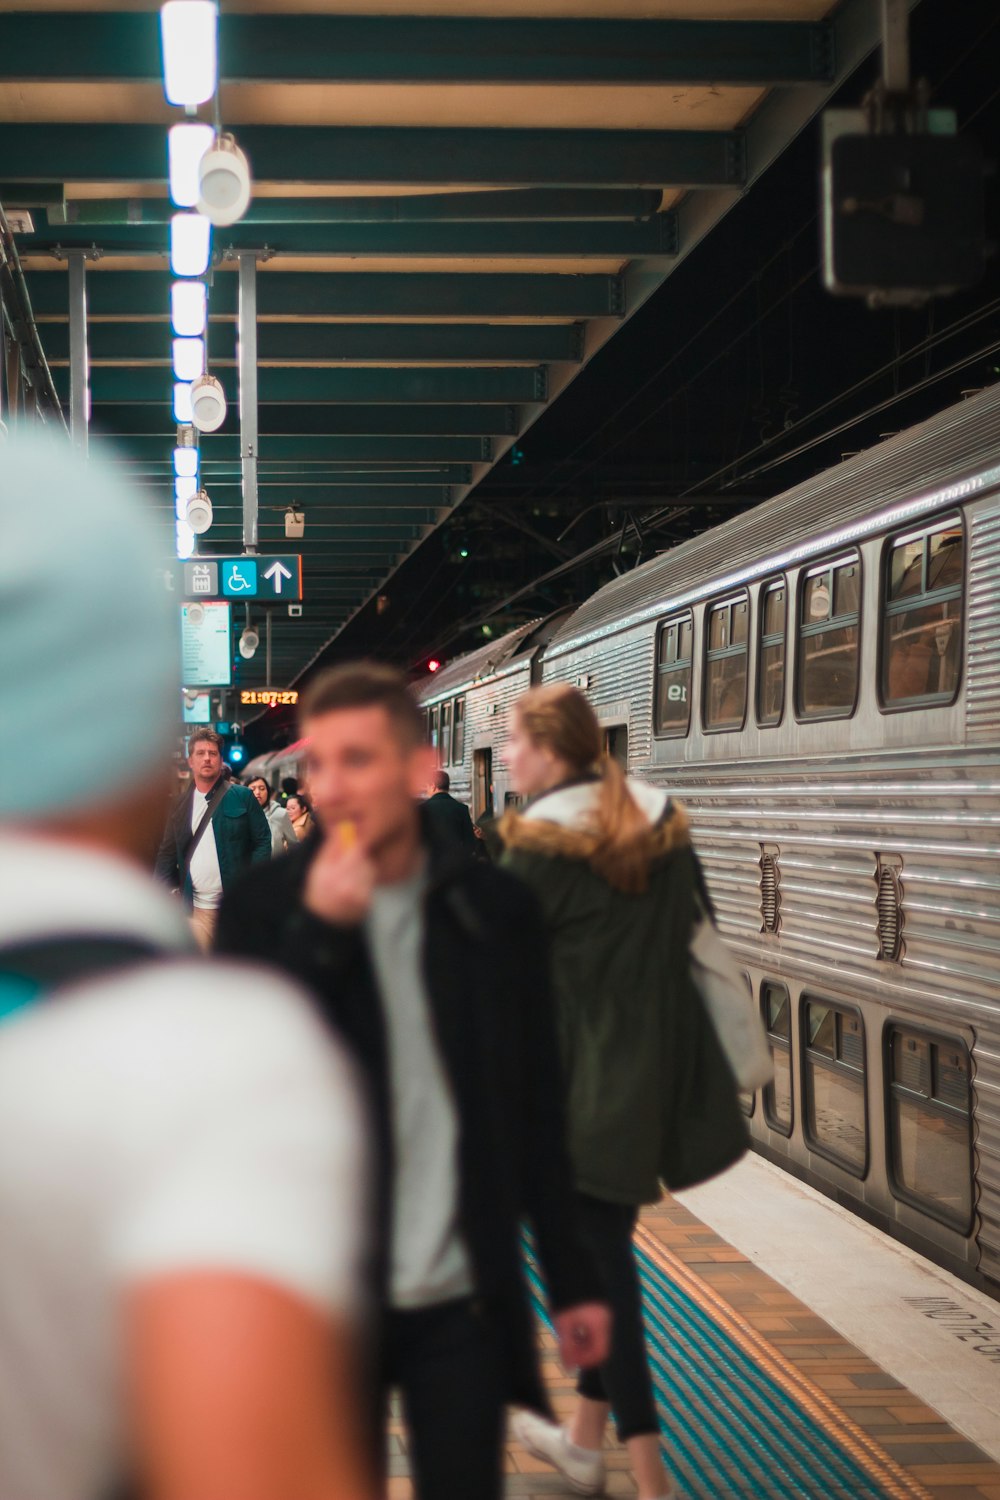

{"left": 154, "top": 729, "right": 271, "bottom": 949}
{"left": 500, "top": 684, "right": 748, "bottom": 1500}
{"left": 0, "top": 431, "right": 374, "bottom": 1500}
{"left": 280, "top": 775, "right": 300, "bottom": 806}
{"left": 249, "top": 775, "right": 297, "bottom": 856}
{"left": 422, "top": 769, "right": 476, "bottom": 855}
{"left": 216, "top": 663, "right": 611, "bottom": 1500}
{"left": 286, "top": 792, "right": 315, "bottom": 841}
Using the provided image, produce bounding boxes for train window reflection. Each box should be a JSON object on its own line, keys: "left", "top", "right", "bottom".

{"left": 797, "top": 554, "right": 861, "bottom": 719}
{"left": 762, "top": 980, "right": 793, "bottom": 1136}
{"left": 428, "top": 704, "right": 440, "bottom": 750}
{"left": 452, "top": 698, "right": 465, "bottom": 765}
{"left": 440, "top": 700, "right": 452, "bottom": 767}
{"left": 888, "top": 1026, "right": 972, "bottom": 1231}
{"left": 757, "top": 579, "right": 786, "bottom": 726}
{"left": 882, "top": 517, "right": 963, "bottom": 709}
{"left": 803, "top": 999, "right": 867, "bottom": 1176}
{"left": 654, "top": 613, "right": 693, "bottom": 738}
{"left": 704, "top": 592, "right": 749, "bottom": 732}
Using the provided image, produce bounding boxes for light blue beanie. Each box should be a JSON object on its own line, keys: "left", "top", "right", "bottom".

{"left": 0, "top": 431, "right": 179, "bottom": 817}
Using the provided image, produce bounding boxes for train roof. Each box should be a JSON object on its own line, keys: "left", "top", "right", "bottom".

{"left": 545, "top": 382, "right": 1000, "bottom": 658}
{"left": 416, "top": 617, "right": 547, "bottom": 702}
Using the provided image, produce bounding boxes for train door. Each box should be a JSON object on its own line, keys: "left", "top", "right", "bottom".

{"left": 473, "top": 748, "right": 494, "bottom": 820}
{"left": 603, "top": 723, "right": 629, "bottom": 768}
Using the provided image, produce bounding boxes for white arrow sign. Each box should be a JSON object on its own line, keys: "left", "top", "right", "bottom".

{"left": 263, "top": 560, "right": 293, "bottom": 594}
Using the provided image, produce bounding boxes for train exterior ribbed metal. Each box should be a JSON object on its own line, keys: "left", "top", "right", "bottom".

{"left": 416, "top": 384, "right": 1000, "bottom": 1295}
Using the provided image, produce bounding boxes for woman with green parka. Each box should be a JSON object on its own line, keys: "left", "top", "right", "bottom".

{"left": 500, "top": 683, "right": 747, "bottom": 1500}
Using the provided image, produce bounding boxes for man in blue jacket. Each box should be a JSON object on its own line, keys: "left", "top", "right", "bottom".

{"left": 155, "top": 728, "right": 271, "bottom": 949}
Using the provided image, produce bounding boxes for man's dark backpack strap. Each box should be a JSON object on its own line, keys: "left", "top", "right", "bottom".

{"left": 179, "top": 777, "right": 229, "bottom": 889}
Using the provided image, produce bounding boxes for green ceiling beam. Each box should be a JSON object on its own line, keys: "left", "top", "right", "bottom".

{"left": 0, "top": 14, "right": 833, "bottom": 85}
{"left": 135, "top": 462, "right": 474, "bottom": 487}
{"left": 58, "top": 189, "right": 663, "bottom": 225}
{"left": 45, "top": 321, "right": 582, "bottom": 364}
{"left": 64, "top": 365, "right": 543, "bottom": 404}
{"left": 93, "top": 404, "right": 517, "bottom": 436}
{"left": 181, "top": 523, "right": 433, "bottom": 544}
{"left": 3, "top": 124, "right": 746, "bottom": 190}
{"left": 91, "top": 433, "right": 492, "bottom": 463}
{"left": 194, "top": 486, "right": 453, "bottom": 509}
{"left": 25, "top": 214, "right": 678, "bottom": 258}
{"left": 28, "top": 269, "right": 622, "bottom": 319}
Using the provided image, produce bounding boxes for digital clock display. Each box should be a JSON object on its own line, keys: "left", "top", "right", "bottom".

{"left": 240, "top": 689, "right": 300, "bottom": 707}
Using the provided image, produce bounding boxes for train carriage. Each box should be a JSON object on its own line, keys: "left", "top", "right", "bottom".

{"left": 416, "top": 384, "right": 1000, "bottom": 1295}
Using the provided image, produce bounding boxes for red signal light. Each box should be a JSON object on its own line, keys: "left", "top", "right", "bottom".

{"left": 427, "top": 658, "right": 441, "bottom": 673}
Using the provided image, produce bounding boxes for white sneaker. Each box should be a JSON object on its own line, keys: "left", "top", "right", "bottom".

{"left": 510, "top": 1410, "right": 606, "bottom": 1495}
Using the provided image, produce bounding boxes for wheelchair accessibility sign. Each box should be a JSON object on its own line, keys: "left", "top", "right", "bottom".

{"left": 222, "top": 559, "right": 258, "bottom": 597}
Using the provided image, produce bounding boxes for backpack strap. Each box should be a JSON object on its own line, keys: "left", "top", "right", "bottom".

{"left": 0, "top": 935, "right": 160, "bottom": 1023}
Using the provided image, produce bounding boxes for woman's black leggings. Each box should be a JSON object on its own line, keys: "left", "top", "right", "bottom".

{"left": 574, "top": 1193, "right": 661, "bottom": 1441}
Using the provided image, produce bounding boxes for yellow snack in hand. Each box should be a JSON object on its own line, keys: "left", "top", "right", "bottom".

{"left": 336, "top": 820, "right": 357, "bottom": 850}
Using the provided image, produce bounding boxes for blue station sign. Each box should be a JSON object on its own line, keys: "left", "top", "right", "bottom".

{"left": 182, "top": 555, "right": 303, "bottom": 602}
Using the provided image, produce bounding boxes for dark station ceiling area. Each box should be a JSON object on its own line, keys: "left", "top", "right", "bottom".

{"left": 1, "top": 0, "right": 997, "bottom": 750}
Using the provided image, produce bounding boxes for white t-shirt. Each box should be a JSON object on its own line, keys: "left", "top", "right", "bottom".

{"left": 189, "top": 785, "right": 224, "bottom": 909}
{"left": 365, "top": 866, "right": 472, "bottom": 1309}
{"left": 0, "top": 835, "right": 366, "bottom": 1500}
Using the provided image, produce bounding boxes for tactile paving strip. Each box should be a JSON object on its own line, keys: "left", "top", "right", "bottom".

{"left": 523, "top": 1229, "right": 933, "bottom": 1500}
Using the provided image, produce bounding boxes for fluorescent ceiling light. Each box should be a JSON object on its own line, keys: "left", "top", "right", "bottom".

{"left": 171, "top": 280, "right": 207, "bottom": 338}
{"left": 160, "top": 1, "right": 218, "bottom": 108}
{"left": 170, "top": 212, "right": 211, "bottom": 276}
{"left": 175, "top": 474, "right": 198, "bottom": 505}
{"left": 173, "top": 381, "right": 194, "bottom": 423}
{"left": 168, "top": 122, "right": 214, "bottom": 209}
{"left": 172, "top": 336, "right": 205, "bottom": 382}
{"left": 173, "top": 445, "right": 200, "bottom": 479}
{"left": 175, "top": 519, "right": 195, "bottom": 559}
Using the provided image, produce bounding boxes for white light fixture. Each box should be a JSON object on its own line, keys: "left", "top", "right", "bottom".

{"left": 239, "top": 623, "right": 260, "bottom": 659}
{"left": 175, "top": 474, "right": 198, "bottom": 508}
{"left": 170, "top": 212, "right": 211, "bottom": 277}
{"left": 175, "top": 519, "right": 196, "bottom": 559}
{"left": 172, "top": 335, "right": 205, "bottom": 382}
{"left": 197, "top": 132, "right": 252, "bottom": 226}
{"left": 168, "top": 122, "right": 214, "bottom": 208}
{"left": 190, "top": 372, "right": 227, "bottom": 432}
{"left": 173, "top": 381, "right": 194, "bottom": 423}
{"left": 173, "top": 445, "right": 200, "bottom": 479}
{"left": 170, "top": 280, "right": 207, "bottom": 338}
{"left": 160, "top": 1, "right": 218, "bottom": 107}
{"left": 186, "top": 488, "right": 214, "bottom": 535}
{"left": 285, "top": 506, "right": 305, "bottom": 539}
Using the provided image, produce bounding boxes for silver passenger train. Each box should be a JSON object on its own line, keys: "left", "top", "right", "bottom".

{"left": 413, "top": 385, "right": 1000, "bottom": 1297}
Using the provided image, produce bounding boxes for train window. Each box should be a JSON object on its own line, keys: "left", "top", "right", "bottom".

{"left": 881, "top": 516, "right": 963, "bottom": 709}
{"left": 802, "top": 999, "right": 867, "bottom": 1176}
{"left": 428, "top": 704, "right": 440, "bottom": 751}
{"left": 704, "top": 592, "right": 749, "bottom": 731}
{"left": 756, "top": 579, "right": 786, "bottom": 727}
{"left": 761, "top": 980, "right": 793, "bottom": 1136}
{"left": 453, "top": 698, "right": 466, "bottom": 765}
{"left": 797, "top": 554, "right": 861, "bottom": 719}
{"left": 654, "top": 613, "right": 693, "bottom": 738}
{"left": 439, "top": 700, "right": 452, "bottom": 767}
{"left": 887, "top": 1026, "right": 972, "bottom": 1231}
{"left": 603, "top": 723, "right": 629, "bottom": 768}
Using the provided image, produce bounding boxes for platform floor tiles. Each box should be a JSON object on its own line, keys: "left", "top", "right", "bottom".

{"left": 384, "top": 1192, "right": 1000, "bottom": 1500}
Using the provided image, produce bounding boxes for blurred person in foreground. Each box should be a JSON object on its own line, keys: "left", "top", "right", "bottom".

{"left": 421, "top": 769, "right": 476, "bottom": 855}
{"left": 216, "top": 663, "right": 610, "bottom": 1500}
{"left": 0, "top": 433, "right": 374, "bottom": 1500}
{"left": 500, "top": 685, "right": 748, "bottom": 1500}
{"left": 249, "top": 774, "right": 297, "bottom": 856}
{"left": 155, "top": 728, "right": 271, "bottom": 949}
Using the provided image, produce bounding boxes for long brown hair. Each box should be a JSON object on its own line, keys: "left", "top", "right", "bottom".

{"left": 513, "top": 684, "right": 655, "bottom": 893}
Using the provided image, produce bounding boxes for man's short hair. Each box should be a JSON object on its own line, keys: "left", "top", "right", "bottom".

{"left": 300, "top": 662, "right": 425, "bottom": 748}
{"left": 189, "top": 728, "right": 223, "bottom": 752}
{"left": 433, "top": 770, "right": 450, "bottom": 792}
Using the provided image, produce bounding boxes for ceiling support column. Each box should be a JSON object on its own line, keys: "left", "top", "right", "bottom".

{"left": 67, "top": 249, "right": 88, "bottom": 455}
{"left": 238, "top": 251, "right": 259, "bottom": 553}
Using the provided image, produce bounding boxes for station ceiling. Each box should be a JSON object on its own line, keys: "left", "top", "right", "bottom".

{"left": 1, "top": 0, "right": 883, "bottom": 697}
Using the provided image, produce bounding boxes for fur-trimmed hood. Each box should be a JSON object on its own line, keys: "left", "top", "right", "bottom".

{"left": 499, "top": 777, "right": 689, "bottom": 867}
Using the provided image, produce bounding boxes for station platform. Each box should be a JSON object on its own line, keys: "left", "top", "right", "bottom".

{"left": 386, "top": 1158, "right": 1000, "bottom": 1500}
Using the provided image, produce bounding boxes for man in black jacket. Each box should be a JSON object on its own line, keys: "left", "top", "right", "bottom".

{"left": 216, "top": 664, "right": 608, "bottom": 1500}
{"left": 422, "top": 769, "right": 477, "bottom": 854}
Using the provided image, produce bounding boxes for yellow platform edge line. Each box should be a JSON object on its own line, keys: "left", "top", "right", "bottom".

{"left": 634, "top": 1224, "right": 935, "bottom": 1500}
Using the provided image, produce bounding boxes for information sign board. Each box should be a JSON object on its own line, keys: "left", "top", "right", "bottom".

{"left": 181, "top": 602, "right": 232, "bottom": 688}
{"left": 180, "top": 556, "right": 302, "bottom": 602}
{"left": 239, "top": 688, "right": 300, "bottom": 708}
{"left": 182, "top": 691, "right": 212, "bottom": 724}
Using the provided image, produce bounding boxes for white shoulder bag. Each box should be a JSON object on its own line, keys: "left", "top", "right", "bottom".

{"left": 689, "top": 902, "right": 774, "bottom": 1091}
